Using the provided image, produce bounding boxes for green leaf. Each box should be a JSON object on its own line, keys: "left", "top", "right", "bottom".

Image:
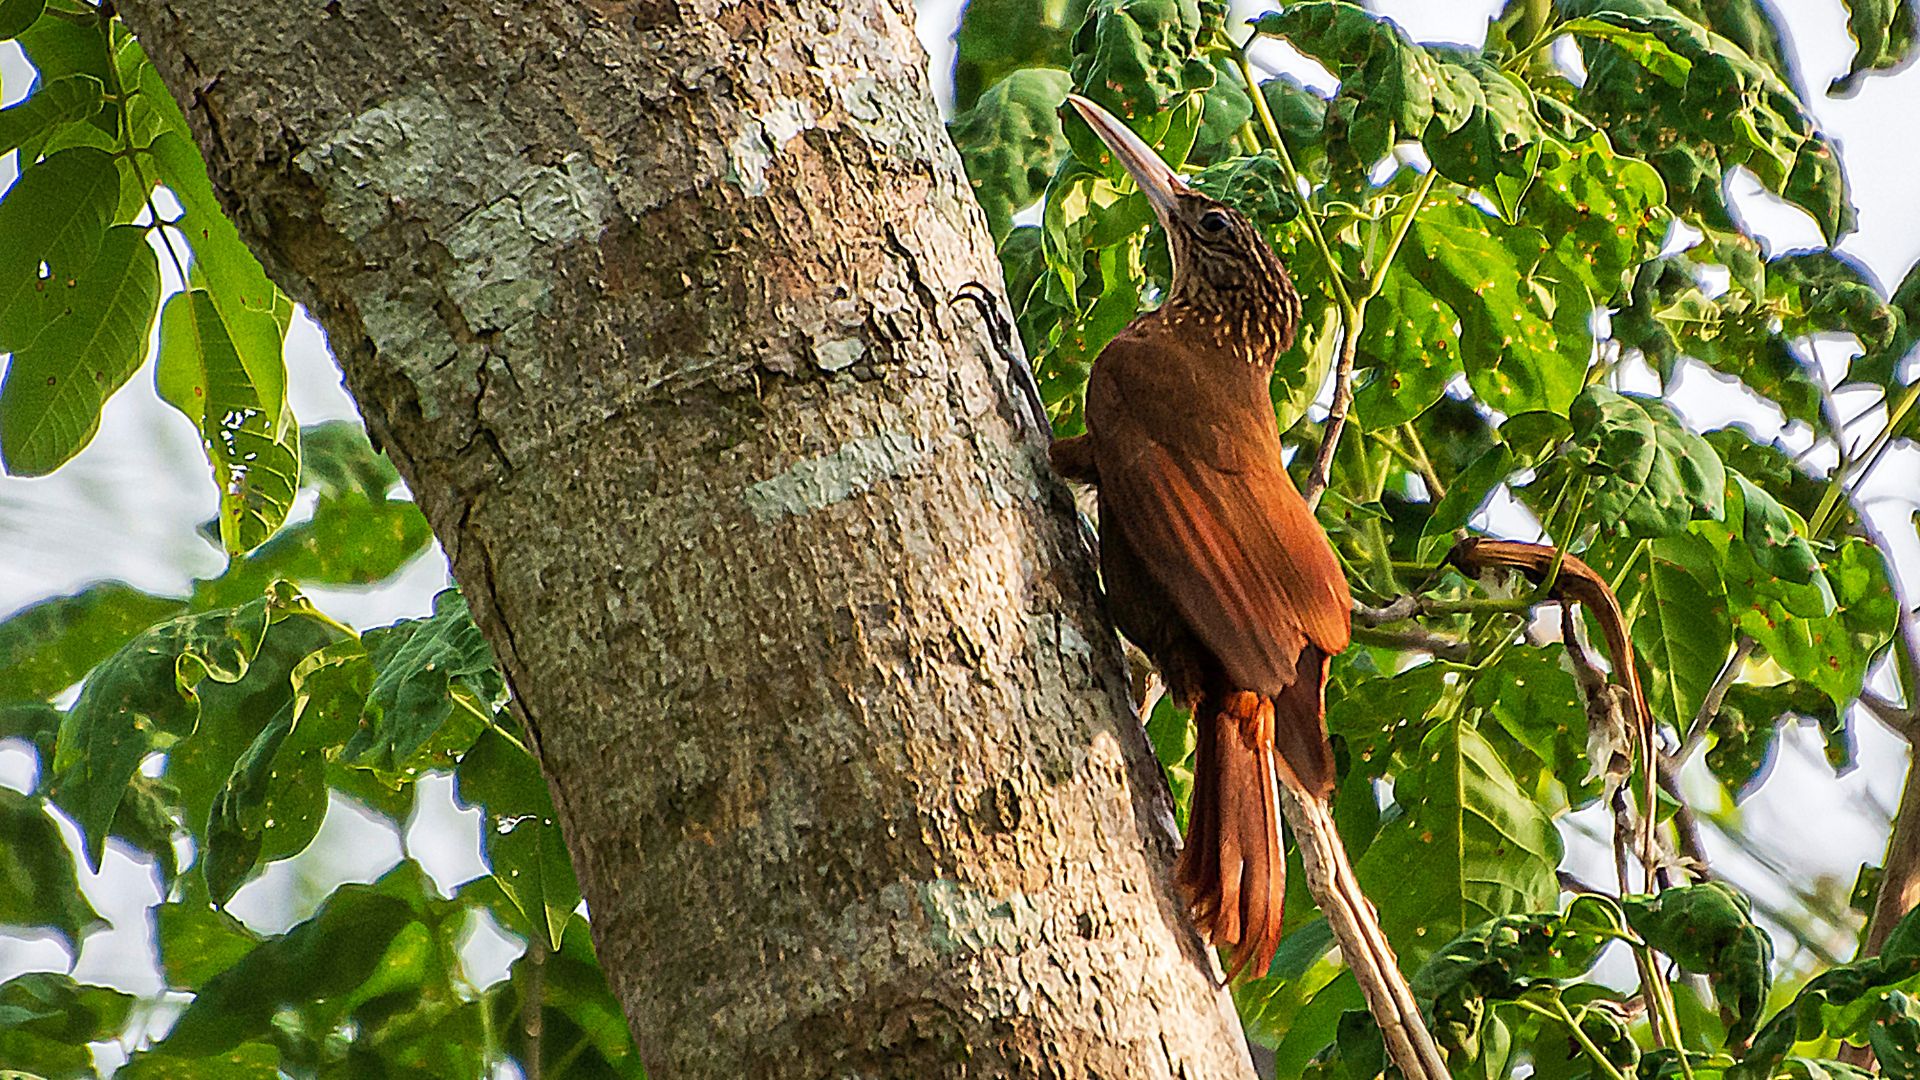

{"left": 1470, "top": 646, "right": 1593, "bottom": 804}
{"left": 1326, "top": 659, "right": 1455, "bottom": 780}
{"left": 1357, "top": 263, "right": 1462, "bottom": 432}
{"left": 1566, "top": 2, "right": 1853, "bottom": 242}
{"left": 1144, "top": 693, "right": 1195, "bottom": 828}
{"left": 15, "top": 9, "right": 111, "bottom": 92}
{"left": 159, "top": 608, "right": 340, "bottom": 852}
{"left": 488, "top": 911, "right": 645, "bottom": 1078}
{"left": 345, "top": 589, "right": 503, "bottom": 771}
{"left": 1620, "top": 394, "right": 1725, "bottom": 538}
{"left": 0, "top": 789, "right": 104, "bottom": 951}
{"left": 49, "top": 596, "right": 275, "bottom": 869}
{"left": 148, "top": 132, "right": 275, "bottom": 316}
{"left": 1745, "top": 537, "right": 1899, "bottom": 712}
{"left": 1420, "top": 47, "right": 1547, "bottom": 192}
{"left": 1566, "top": 385, "right": 1657, "bottom": 524}
{"left": 1557, "top": 16, "right": 1695, "bottom": 85}
{"left": 0, "top": 147, "right": 119, "bottom": 352}
{"left": 0, "top": 971, "right": 133, "bottom": 1078}
{"left": 1618, "top": 533, "right": 1733, "bottom": 733}
{"left": 0, "top": 75, "right": 103, "bottom": 158}
{"left": 194, "top": 495, "right": 433, "bottom": 609}
{"left": 951, "top": 67, "right": 1073, "bottom": 244}
{"left": 1402, "top": 199, "right": 1580, "bottom": 415}
{"left": 1736, "top": 905, "right": 1920, "bottom": 1079}
{"left": 0, "top": 0, "right": 44, "bottom": 40}
{"left": 156, "top": 898, "right": 262, "bottom": 991}
{"left": 296, "top": 419, "right": 400, "bottom": 499}
{"left": 1731, "top": 471, "right": 1818, "bottom": 585}
{"left": 1069, "top": 0, "right": 1215, "bottom": 122}
{"left": 1525, "top": 135, "right": 1669, "bottom": 302}
{"left": 1624, "top": 882, "right": 1772, "bottom": 1046}
{"left": 952, "top": 0, "right": 1089, "bottom": 112}
{"left": 457, "top": 726, "right": 580, "bottom": 950}
{"left": 0, "top": 701, "right": 61, "bottom": 765}
{"left": 155, "top": 288, "right": 300, "bottom": 555}
{"left": 115, "top": 1043, "right": 280, "bottom": 1080}
{"left": 1771, "top": 250, "right": 1898, "bottom": 357}
{"left": 0, "top": 223, "right": 161, "bottom": 475}
{"left": 1855, "top": 256, "right": 1920, "bottom": 388}
{"left": 1255, "top": 2, "right": 1467, "bottom": 169}
{"left": 0, "top": 581, "right": 185, "bottom": 702}
{"left": 203, "top": 702, "right": 309, "bottom": 904}
{"left": 1831, "top": 0, "right": 1919, "bottom": 96}
{"left": 156, "top": 880, "right": 422, "bottom": 1057}
{"left": 1357, "top": 717, "right": 1562, "bottom": 966}
{"left": 1417, "top": 444, "right": 1512, "bottom": 563}
{"left": 1709, "top": 678, "right": 1839, "bottom": 793}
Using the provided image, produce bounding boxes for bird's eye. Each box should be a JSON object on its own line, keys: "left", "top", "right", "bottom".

{"left": 1199, "top": 209, "right": 1232, "bottom": 234}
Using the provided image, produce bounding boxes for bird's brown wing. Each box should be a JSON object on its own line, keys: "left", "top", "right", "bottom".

{"left": 1098, "top": 434, "right": 1351, "bottom": 696}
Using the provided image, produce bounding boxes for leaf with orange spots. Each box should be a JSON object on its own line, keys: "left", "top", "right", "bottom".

{"left": 1355, "top": 717, "right": 1562, "bottom": 968}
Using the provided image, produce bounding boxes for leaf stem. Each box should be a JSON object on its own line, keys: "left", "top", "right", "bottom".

{"left": 1364, "top": 168, "right": 1440, "bottom": 301}
{"left": 1399, "top": 423, "right": 1445, "bottom": 499}
{"left": 1233, "top": 41, "right": 1354, "bottom": 313}
{"left": 1513, "top": 999, "right": 1630, "bottom": 1080}
{"left": 1810, "top": 378, "right": 1920, "bottom": 539}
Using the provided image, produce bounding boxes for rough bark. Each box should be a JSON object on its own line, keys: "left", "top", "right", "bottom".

{"left": 114, "top": 0, "right": 1256, "bottom": 1075}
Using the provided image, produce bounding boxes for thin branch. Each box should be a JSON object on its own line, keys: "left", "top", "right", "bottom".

{"left": 1303, "top": 330, "right": 1358, "bottom": 512}
{"left": 1657, "top": 753, "right": 1712, "bottom": 882}
{"left": 1676, "top": 637, "right": 1757, "bottom": 765}
{"left": 1282, "top": 788, "right": 1453, "bottom": 1080}
{"left": 1351, "top": 622, "right": 1470, "bottom": 662}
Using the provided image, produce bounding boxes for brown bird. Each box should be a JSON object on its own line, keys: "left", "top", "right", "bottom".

{"left": 1052, "top": 95, "right": 1449, "bottom": 1079}
{"left": 1051, "top": 93, "right": 1346, "bottom": 982}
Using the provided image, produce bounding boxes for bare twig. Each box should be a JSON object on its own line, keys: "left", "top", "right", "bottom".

{"left": 1676, "top": 637, "right": 1757, "bottom": 766}
{"left": 1303, "top": 325, "right": 1361, "bottom": 511}
{"left": 1350, "top": 622, "right": 1470, "bottom": 662}
{"left": 1282, "top": 788, "right": 1452, "bottom": 1080}
{"left": 1557, "top": 869, "right": 1614, "bottom": 896}
{"left": 1657, "top": 753, "right": 1711, "bottom": 883}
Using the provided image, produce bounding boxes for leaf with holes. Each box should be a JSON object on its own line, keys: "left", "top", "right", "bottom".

{"left": 1566, "top": 2, "right": 1853, "bottom": 242}
{"left": 156, "top": 289, "right": 300, "bottom": 555}
{"left": 0, "top": 147, "right": 119, "bottom": 353}
{"left": 1401, "top": 199, "right": 1579, "bottom": 416}
{"left": 1357, "top": 264, "right": 1462, "bottom": 432}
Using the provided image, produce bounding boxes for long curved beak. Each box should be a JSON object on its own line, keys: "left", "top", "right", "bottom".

{"left": 1065, "top": 93, "right": 1191, "bottom": 226}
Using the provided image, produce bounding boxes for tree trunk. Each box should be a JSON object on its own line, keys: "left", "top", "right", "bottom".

{"left": 115, "top": 1, "right": 1256, "bottom": 1074}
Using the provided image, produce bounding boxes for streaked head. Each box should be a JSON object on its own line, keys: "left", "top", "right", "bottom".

{"left": 1065, "top": 94, "right": 1301, "bottom": 361}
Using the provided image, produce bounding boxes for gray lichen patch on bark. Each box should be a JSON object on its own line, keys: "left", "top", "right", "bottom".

{"left": 743, "top": 431, "right": 926, "bottom": 522}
